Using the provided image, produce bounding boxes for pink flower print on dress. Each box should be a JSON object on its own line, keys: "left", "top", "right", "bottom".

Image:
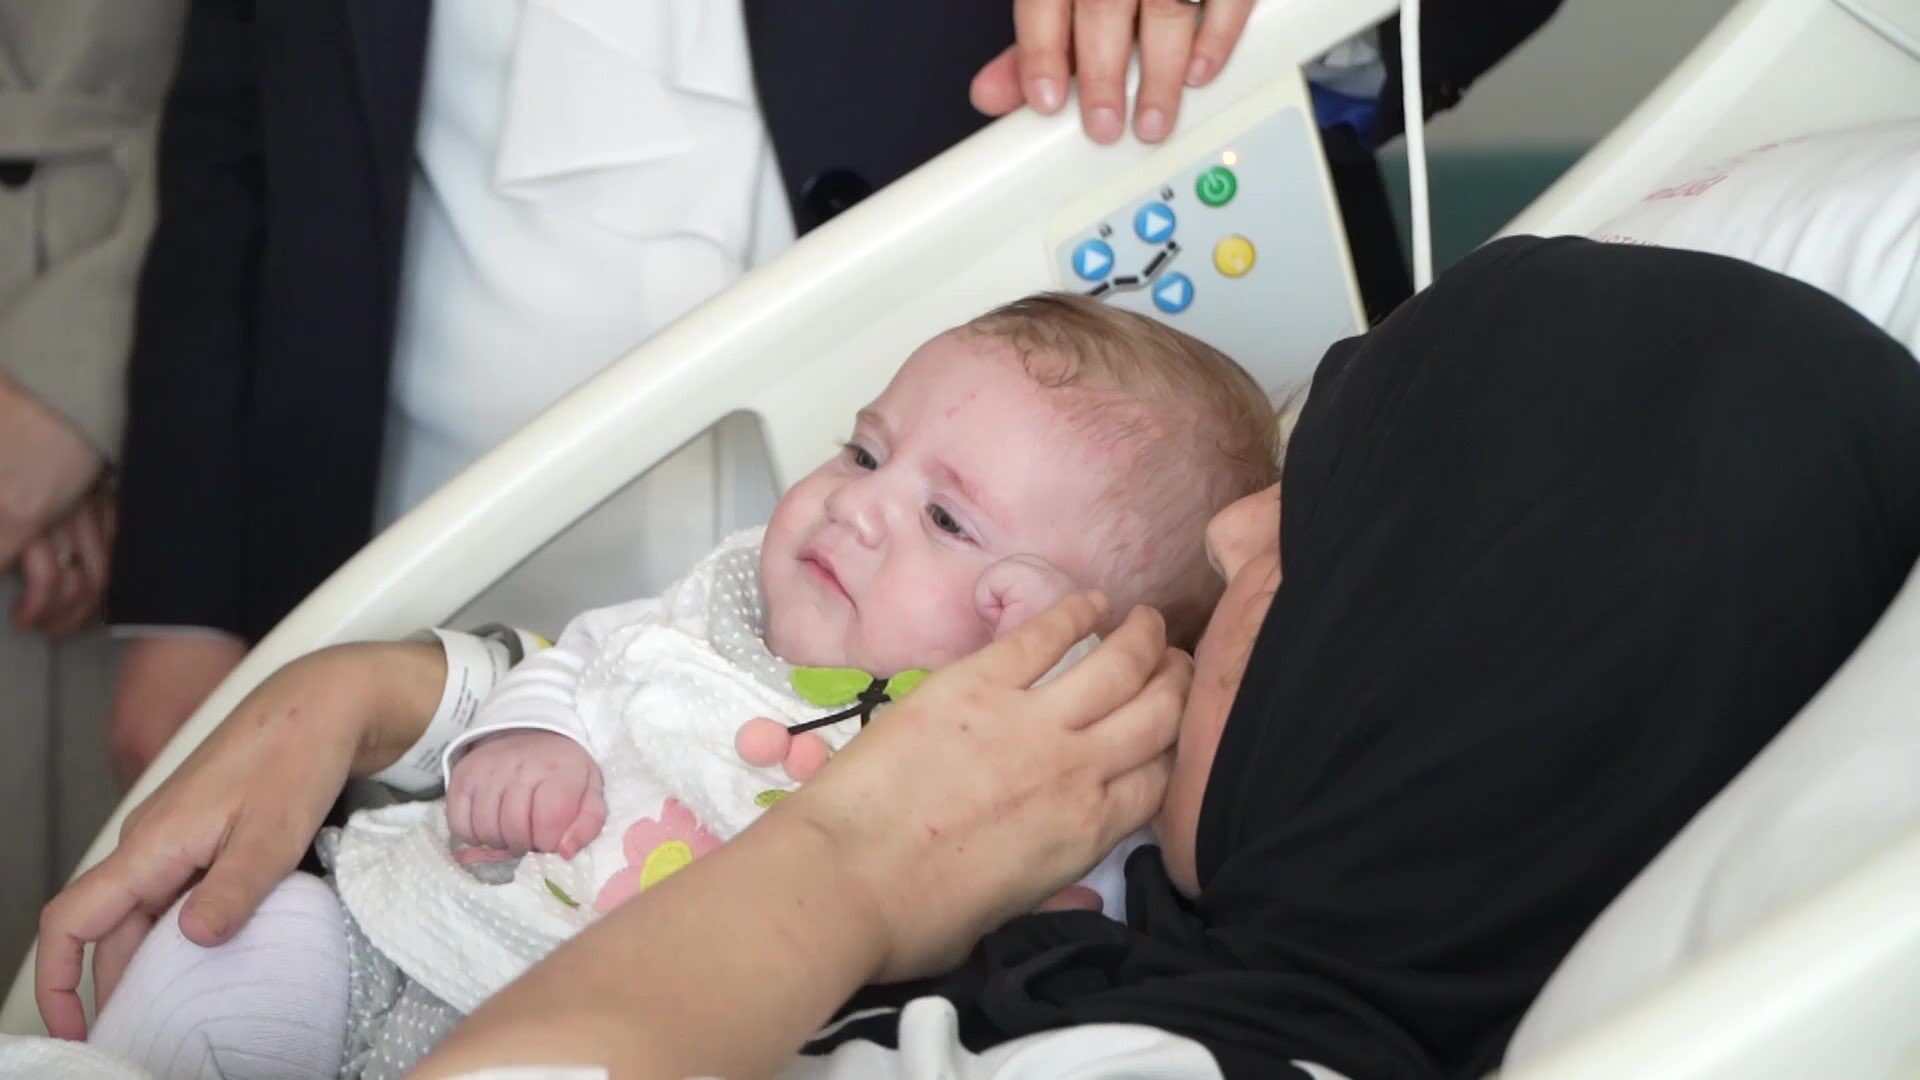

{"left": 593, "top": 797, "right": 723, "bottom": 913}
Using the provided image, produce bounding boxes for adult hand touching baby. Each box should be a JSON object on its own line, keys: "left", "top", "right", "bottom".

{"left": 420, "top": 593, "right": 1189, "bottom": 1080}
{"left": 797, "top": 594, "right": 1186, "bottom": 980}
{"left": 36, "top": 641, "right": 446, "bottom": 1039}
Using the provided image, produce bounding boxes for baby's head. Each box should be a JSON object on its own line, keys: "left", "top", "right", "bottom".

{"left": 761, "top": 293, "right": 1279, "bottom": 674}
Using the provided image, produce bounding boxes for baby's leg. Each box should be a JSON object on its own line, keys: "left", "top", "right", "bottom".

{"left": 91, "top": 872, "right": 348, "bottom": 1079}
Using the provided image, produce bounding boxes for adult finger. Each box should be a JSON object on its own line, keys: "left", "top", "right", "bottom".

{"left": 1133, "top": 0, "right": 1199, "bottom": 141}
{"left": 70, "top": 500, "right": 112, "bottom": 599}
{"left": 1035, "top": 884, "right": 1104, "bottom": 913}
{"left": 1037, "top": 605, "right": 1169, "bottom": 726}
{"left": 39, "top": 520, "right": 99, "bottom": 639}
{"left": 1186, "top": 0, "right": 1254, "bottom": 87}
{"left": 176, "top": 806, "right": 313, "bottom": 947}
{"left": 91, "top": 908, "right": 157, "bottom": 1012}
{"left": 37, "top": 849, "right": 193, "bottom": 1038}
{"left": 1102, "top": 753, "right": 1175, "bottom": 845}
{"left": 969, "top": 46, "right": 1026, "bottom": 117}
{"left": 954, "top": 590, "right": 1110, "bottom": 689}
{"left": 1074, "top": 0, "right": 1138, "bottom": 144}
{"left": 11, "top": 536, "right": 56, "bottom": 629}
{"left": 1014, "top": 0, "right": 1072, "bottom": 115}
{"left": 1083, "top": 646, "right": 1190, "bottom": 774}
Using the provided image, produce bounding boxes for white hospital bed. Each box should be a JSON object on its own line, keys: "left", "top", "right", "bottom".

{"left": 8, "top": 0, "right": 1920, "bottom": 1074}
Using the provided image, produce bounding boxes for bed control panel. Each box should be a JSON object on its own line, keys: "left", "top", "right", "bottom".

{"left": 1052, "top": 106, "right": 1361, "bottom": 396}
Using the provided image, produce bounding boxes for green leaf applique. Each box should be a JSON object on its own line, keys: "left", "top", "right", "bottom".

{"left": 790, "top": 666, "right": 875, "bottom": 707}
{"left": 885, "top": 669, "right": 930, "bottom": 699}
{"left": 545, "top": 878, "right": 581, "bottom": 909}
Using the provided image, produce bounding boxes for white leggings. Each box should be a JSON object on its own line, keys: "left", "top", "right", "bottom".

{"left": 90, "top": 873, "right": 350, "bottom": 1079}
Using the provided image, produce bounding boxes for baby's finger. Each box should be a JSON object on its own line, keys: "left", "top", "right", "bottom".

{"left": 499, "top": 778, "right": 536, "bottom": 855}
{"left": 446, "top": 782, "right": 475, "bottom": 847}
{"left": 1038, "top": 605, "right": 1170, "bottom": 727}
{"left": 1084, "top": 646, "right": 1190, "bottom": 772}
{"left": 453, "top": 844, "right": 515, "bottom": 867}
{"left": 559, "top": 779, "right": 607, "bottom": 860}
{"left": 957, "top": 590, "right": 1110, "bottom": 689}
{"left": 529, "top": 776, "right": 584, "bottom": 853}
{"left": 467, "top": 779, "right": 505, "bottom": 852}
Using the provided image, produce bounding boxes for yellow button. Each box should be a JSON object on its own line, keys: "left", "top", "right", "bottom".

{"left": 1213, "top": 235, "right": 1256, "bottom": 277}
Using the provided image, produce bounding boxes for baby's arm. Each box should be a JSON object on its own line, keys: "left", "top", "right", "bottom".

{"left": 443, "top": 600, "right": 651, "bottom": 859}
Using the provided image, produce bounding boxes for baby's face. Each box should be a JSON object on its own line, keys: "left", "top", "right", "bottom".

{"left": 761, "top": 332, "right": 1118, "bottom": 674}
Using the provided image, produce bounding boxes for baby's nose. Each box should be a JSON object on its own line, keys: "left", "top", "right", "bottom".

{"left": 825, "top": 477, "right": 888, "bottom": 547}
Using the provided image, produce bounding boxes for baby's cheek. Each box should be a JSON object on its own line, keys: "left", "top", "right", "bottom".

{"left": 874, "top": 572, "right": 993, "bottom": 670}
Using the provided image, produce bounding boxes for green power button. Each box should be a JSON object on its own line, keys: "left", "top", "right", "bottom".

{"left": 1196, "top": 165, "right": 1237, "bottom": 207}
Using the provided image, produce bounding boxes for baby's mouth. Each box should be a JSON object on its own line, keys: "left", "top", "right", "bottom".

{"left": 798, "top": 548, "right": 852, "bottom": 603}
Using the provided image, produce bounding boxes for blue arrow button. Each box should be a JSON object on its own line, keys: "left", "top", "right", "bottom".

{"left": 1134, "top": 203, "right": 1176, "bottom": 244}
{"left": 1151, "top": 272, "right": 1194, "bottom": 314}
{"left": 1071, "top": 239, "right": 1114, "bottom": 281}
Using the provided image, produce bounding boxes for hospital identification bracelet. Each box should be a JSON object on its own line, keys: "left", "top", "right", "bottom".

{"left": 367, "top": 628, "right": 518, "bottom": 795}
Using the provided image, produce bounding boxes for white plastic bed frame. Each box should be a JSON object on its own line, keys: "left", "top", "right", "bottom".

{"left": 8, "top": 0, "right": 1920, "bottom": 1074}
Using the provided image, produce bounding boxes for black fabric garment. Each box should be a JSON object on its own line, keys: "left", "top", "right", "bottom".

{"left": 112, "top": 0, "right": 1563, "bottom": 641}
{"left": 815, "top": 237, "right": 1920, "bottom": 1077}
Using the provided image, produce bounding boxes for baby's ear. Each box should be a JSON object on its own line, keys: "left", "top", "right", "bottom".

{"left": 973, "top": 555, "right": 1084, "bottom": 639}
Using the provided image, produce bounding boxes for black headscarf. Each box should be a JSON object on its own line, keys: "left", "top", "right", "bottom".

{"left": 816, "top": 236, "right": 1920, "bottom": 1077}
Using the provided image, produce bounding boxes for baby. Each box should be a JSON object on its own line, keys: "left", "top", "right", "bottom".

{"left": 88, "top": 294, "right": 1280, "bottom": 1080}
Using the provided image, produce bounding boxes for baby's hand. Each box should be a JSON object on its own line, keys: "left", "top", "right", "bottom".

{"left": 974, "top": 555, "right": 1083, "bottom": 640}
{"left": 446, "top": 730, "right": 607, "bottom": 859}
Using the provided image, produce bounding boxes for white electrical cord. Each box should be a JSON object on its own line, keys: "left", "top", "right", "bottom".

{"left": 1400, "top": 0, "right": 1435, "bottom": 290}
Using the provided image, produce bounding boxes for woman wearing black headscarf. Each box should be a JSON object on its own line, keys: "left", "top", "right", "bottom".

{"left": 817, "top": 235, "right": 1920, "bottom": 1078}
{"left": 403, "top": 235, "right": 1920, "bottom": 1077}
{"left": 40, "top": 237, "right": 1920, "bottom": 1078}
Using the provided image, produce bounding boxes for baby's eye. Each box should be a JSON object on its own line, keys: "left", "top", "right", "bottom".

{"left": 844, "top": 443, "right": 878, "bottom": 470}
{"left": 927, "top": 504, "right": 969, "bottom": 540}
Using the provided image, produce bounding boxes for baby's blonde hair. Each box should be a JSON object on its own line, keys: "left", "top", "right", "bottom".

{"left": 963, "top": 293, "right": 1281, "bottom": 645}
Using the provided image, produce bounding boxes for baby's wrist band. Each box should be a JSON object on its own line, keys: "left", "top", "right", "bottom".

{"left": 367, "top": 628, "right": 517, "bottom": 795}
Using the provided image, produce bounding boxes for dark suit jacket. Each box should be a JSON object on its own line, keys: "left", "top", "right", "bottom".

{"left": 112, "top": 0, "right": 1559, "bottom": 641}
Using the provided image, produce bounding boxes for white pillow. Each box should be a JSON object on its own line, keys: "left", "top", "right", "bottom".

{"left": 1590, "top": 118, "right": 1920, "bottom": 358}
{"left": 1504, "top": 123, "right": 1920, "bottom": 1066}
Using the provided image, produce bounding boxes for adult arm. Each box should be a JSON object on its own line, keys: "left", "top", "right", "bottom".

{"left": 416, "top": 595, "right": 1190, "bottom": 1080}
{"left": 103, "top": 0, "right": 269, "bottom": 777}
{"left": 35, "top": 639, "right": 445, "bottom": 1039}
